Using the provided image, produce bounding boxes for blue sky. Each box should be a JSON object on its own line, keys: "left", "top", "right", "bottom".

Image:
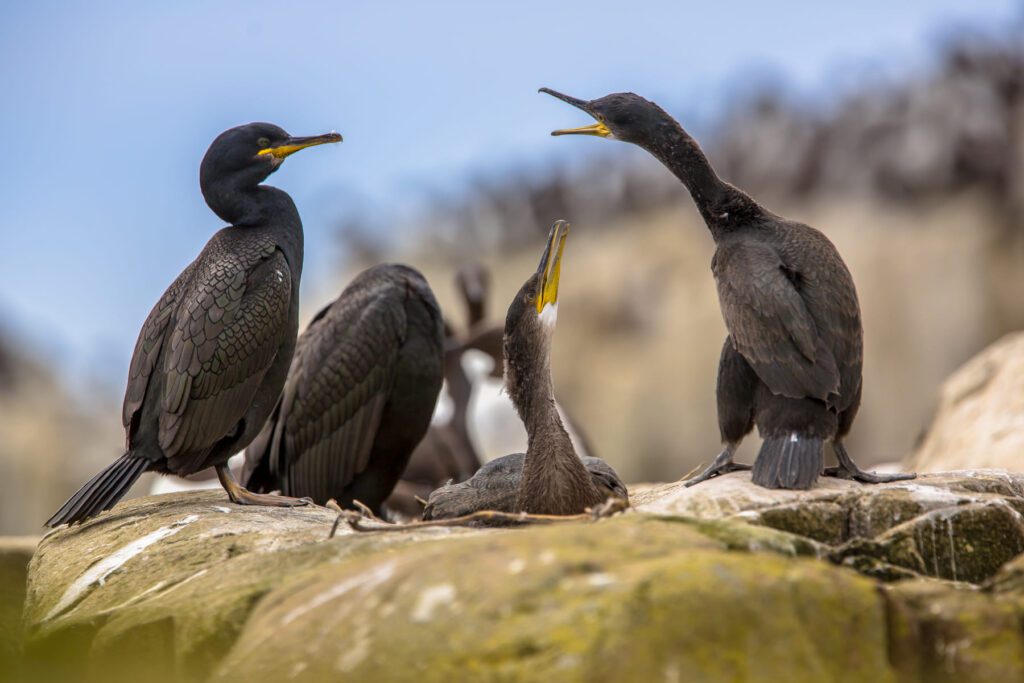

{"left": 0, "top": 0, "right": 1019, "bottom": 387}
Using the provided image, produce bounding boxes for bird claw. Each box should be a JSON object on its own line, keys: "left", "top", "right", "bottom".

{"left": 826, "top": 442, "right": 916, "bottom": 484}
{"left": 684, "top": 446, "right": 751, "bottom": 488}
{"left": 822, "top": 466, "right": 916, "bottom": 484}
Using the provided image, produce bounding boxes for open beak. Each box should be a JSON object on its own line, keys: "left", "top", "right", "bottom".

{"left": 258, "top": 131, "right": 343, "bottom": 159}
{"left": 539, "top": 87, "right": 612, "bottom": 138}
{"left": 535, "top": 220, "right": 569, "bottom": 315}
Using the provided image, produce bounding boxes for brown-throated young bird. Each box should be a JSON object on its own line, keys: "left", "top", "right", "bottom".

{"left": 423, "top": 220, "right": 627, "bottom": 519}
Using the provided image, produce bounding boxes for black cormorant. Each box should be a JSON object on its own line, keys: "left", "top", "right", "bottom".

{"left": 423, "top": 220, "right": 628, "bottom": 519}
{"left": 386, "top": 321, "right": 480, "bottom": 517}
{"left": 46, "top": 123, "right": 341, "bottom": 526}
{"left": 541, "top": 87, "right": 916, "bottom": 490}
{"left": 242, "top": 264, "right": 445, "bottom": 514}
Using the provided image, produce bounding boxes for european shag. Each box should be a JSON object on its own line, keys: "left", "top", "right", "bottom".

{"left": 387, "top": 323, "right": 481, "bottom": 517}
{"left": 423, "top": 221, "right": 628, "bottom": 519}
{"left": 541, "top": 87, "right": 916, "bottom": 490}
{"left": 46, "top": 123, "right": 341, "bottom": 526}
{"left": 242, "top": 264, "right": 445, "bottom": 514}
{"left": 447, "top": 264, "right": 598, "bottom": 465}
{"left": 423, "top": 453, "right": 627, "bottom": 520}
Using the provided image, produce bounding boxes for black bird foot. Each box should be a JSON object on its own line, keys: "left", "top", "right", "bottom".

{"left": 215, "top": 464, "right": 313, "bottom": 507}
{"left": 823, "top": 443, "right": 916, "bottom": 484}
{"left": 229, "top": 490, "right": 314, "bottom": 507}
{"left": 684, "top": 446, "right": 751, "bottom": 487}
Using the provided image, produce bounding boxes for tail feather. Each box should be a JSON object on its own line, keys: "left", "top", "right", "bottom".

{"left": 46, "top": 454, "right": 149, "bottom": 527}
{"left": 752, "top": 434, "right": 822, "bottom": 490}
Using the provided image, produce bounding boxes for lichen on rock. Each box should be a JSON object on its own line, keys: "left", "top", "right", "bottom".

{"left": 14, "top": 470, "right": 1024, "bottom": 683}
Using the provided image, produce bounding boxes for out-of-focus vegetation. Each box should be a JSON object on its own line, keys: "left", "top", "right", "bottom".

{"left": 2, "top": 33, "right": 1023, "bottom": 534}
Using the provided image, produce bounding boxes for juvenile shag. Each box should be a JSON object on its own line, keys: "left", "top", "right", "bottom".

{"left": 242, "top": 264, "right": 445, "bottom": 514}
{"left": 423, "top": 220, "right": 628, "bottom": 519}
{"left": 46, "top": 123, "right": 341, "bottom": 526}
{"left": 449, "top": 264, "right": 598, "bottom": 465}
{"left": 423, "top": 453, "right": 627, "bottom": 520}
{"left": 541, "top": 87, "right": 916, "bottom": 490}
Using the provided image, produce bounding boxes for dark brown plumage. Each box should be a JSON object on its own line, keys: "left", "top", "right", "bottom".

{"left": 46, "top": 123, "right": 341, "bottom": 527}
{"left": 541, "top": 87, "right": 916, "bottom": 490}
{"left": 423, "top": 453, "right": 627, "bottom": 520}
{"left": 242, "top": 264, "right": 444, "bottom": 514}
{"left": 423, "top": 221, "right": 628, "bottom": 520}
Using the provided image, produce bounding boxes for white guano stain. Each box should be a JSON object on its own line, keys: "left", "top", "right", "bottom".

{"left": 586, "top": 572, "right": 618, "bottom": 588}
{"left": 44, "top": 514, "right": 200, "bottom": 622}
{"left": 281, "top": 561, "right": 396, "bottom": 627}
{"left": 411, "top": 583, "right": 456, "bottom": 623}
{"left": 336, "top": 623, "right": 372, "bottom": 672}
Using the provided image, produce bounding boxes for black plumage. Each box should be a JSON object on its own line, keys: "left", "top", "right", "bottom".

{"left": 46, "top": 123, "right": 341, "bottom": 526}
{"left": 243, "top": 264, "right": 445, "bottom": 514}
{"left": 423, "top": 221, "right": 628, "bottom": 519}
{"left": 541, "top": 87, "right": 915, "bottom": 490}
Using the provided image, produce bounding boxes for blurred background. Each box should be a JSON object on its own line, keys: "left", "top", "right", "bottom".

{"left": 1, "top": 1, "right": 1023, "bottom": 534}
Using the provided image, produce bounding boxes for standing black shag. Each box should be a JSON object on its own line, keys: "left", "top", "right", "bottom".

{"left": 46, "top": 123, "right": 341, "bottom": 527}
{"left": 541, "top": 88, "right": 916, "bottom": 490}
{"left": 242, "top": 264, "right": 445, "bottom": 514}
{"left": 423, "top": 221, "right": 628, "bottom": 519}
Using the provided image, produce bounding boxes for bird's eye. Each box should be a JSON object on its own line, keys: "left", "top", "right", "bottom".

{"left": 257, "top": 137, "right": 271, "bottom": 148}
{"left": 525, "top": 293, "right": 535, "bottom": 303}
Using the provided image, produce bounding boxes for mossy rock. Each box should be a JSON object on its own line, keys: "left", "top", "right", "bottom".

{"left": 884, "top": 580, "right": 1024, "bottom": 682}
{"left": 213, "top": 516, "right": 891, "bottom": 683}
{"left": 832, "top": 501, "right": 1024, "bottom": 583}
{"left": 0, "top": 536, "right": 38, "bottom": 669}
{"left": 18, "top": 471, "right": 1024, "bottom": 682}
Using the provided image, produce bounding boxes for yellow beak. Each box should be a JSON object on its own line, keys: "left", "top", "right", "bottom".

{"left": 536, "top": 220, "right": 570, "bottom": 314}
{"left": 257, "top": 132, "right": 343, "bottom": 159}
{"left": 551, "top": 121, "right": 612, "bottom": 138}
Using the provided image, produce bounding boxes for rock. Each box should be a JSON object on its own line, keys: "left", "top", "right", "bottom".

{"left": 0, "top": 536, "right": 38, "bottom": 663}
{"left": 909, "top": 332, "right": 1024, "bottom": 473}
{"left": 18, "top": 472, "right": 1024, "bottom": 682}
{"left": 885, "top": 580, "right": 1024, "bottom": 682}
{"left": 214, "top": 518, "right": 888, "bottom": 683}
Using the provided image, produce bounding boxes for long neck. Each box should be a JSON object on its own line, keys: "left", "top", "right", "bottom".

{"left": 519, "top": 357, "right": 570, "bottom": 453}
{"left": 644, "top": 121, "right": 723, "bottom": 214}
{"left": 508, "top": 334, "right": 597, "bottom": 513}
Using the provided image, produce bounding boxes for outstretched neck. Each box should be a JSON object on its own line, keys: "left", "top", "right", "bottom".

{"left": 203, "top": 181, "right": 299, "bottom": 229}
{"left": 639, "top": 120, "right": 758, "bottom": 236}
{"left": 508, "top": 346, "right": 599, "bottom": 514}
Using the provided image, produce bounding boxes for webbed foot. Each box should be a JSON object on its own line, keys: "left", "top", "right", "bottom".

{"left": 823, "top": 442, "right": 916, "bottom": 484}
{"left": 685, "top": 445, "right": 751, "bottom": 487}
{"left": 216, "top": 464, "right": 313, "bottom": 507}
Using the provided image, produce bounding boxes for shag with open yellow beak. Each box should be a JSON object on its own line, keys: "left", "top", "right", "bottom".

{"left": 47, "top": 123, "right": 343, "bottom": 526}
{"left": 423, "top": 220, "right": 628, "bottom": 519}
{"left": 541, "top": 86, "right": 917, "bottom": 491}
{"left": 533, "top": 217, "right": 568, "bottom": 326}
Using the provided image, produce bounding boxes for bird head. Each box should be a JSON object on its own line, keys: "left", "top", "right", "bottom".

{"left": 584, "top": 457, "right": 630, "bottom": 504}
{"left": 455, "top": 262, "right": 492, "bottom": 329}
{"left": 200, "top": 122, "right": 342, "bottom": 191}
{"left": 502, "top": 220, "right": 569, "bottom": 412}
{"left": 539, "top": 88, "right": 672, "bottom": 146}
